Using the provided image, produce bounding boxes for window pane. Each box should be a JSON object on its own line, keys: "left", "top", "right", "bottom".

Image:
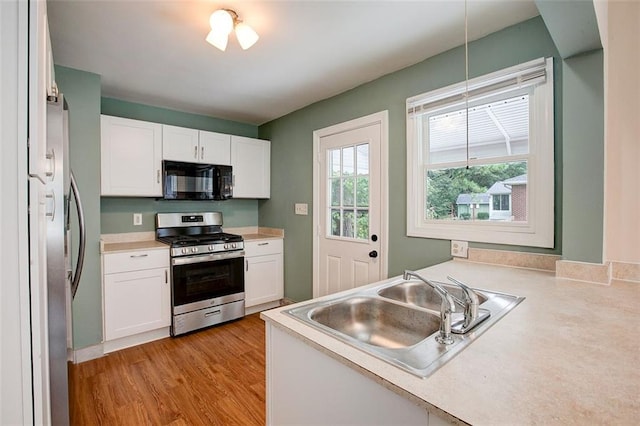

{"left": 342, "top": 146, "right": 354, "bottom": 176}
{"left": 330, "top": 209, "right": 341, "bottom": 236}
{"left": 356, "top": 144, "right": 369, "bottom": 175}
{"left": 356, "top": 177, "right": 369, "bottom": 207}
{"left": 356, "top": 210, "right": 369, "bottom": 240}
{"left": 330, "top": 178, "right": 340, "bottom": 206}
{"left": 342, "top": 177, "right": 354, "bottom": 207}
{"left": 427, "top": 95, "right": 530, "bottom": 165}
{"left": 343, "top": 210, "right": 355, "bottom": 238}
{"left": 329, "top": 149, "right": 341, "bottom": 178}
{"left": 426, "top": 162, "right": 527, "bottom": 222}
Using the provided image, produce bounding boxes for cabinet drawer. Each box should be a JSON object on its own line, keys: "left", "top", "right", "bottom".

{"left": 104, "top": 249, "right": 169, "bottom": 274}
{"left": 244, "top": 239, "right": 283, "bottom": 257}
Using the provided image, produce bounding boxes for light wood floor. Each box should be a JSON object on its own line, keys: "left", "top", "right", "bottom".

{"left": 69, "top": 314, "right": 266, "bottom": 425}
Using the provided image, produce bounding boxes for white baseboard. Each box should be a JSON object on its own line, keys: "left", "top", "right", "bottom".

{"left": 102, "top": 327, "right": 170, "bottom": 354}
{"left": 245, "top": 300, "right": 281, "bottom": 315}
{"left": 73, "top": 344, "right": 104, "bottom": 364}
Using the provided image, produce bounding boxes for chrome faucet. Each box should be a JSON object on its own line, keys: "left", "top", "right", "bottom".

{"left": 446, "top": 276, "right": 490, "bottom": 334}
{"left": 403, "top": 270, "right": 455, "bottom": 345}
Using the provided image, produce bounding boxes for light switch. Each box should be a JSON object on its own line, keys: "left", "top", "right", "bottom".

{"left": 133, "top": 213, "right": 142, "bottom": 226}
{"left": 295, "top": 203, "right": 308, "bottom": 215}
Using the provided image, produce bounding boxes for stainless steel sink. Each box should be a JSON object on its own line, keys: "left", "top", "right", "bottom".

{"left": 285, "top": 277, "right": 524, "bottom": 378}
{"left": 309, "top": 297, "right": 441, "bottom": 349}
{"left": 378, "top": 281, "right": 488, "bottom": 312}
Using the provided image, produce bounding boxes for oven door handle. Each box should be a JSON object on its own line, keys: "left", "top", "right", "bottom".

{"left": 171, "top": 250, "right": 245, "bottom": 266}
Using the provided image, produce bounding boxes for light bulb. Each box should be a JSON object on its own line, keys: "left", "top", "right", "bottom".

{"left": 206, "top": 30, "right": 228, "bottom": 51}
{"left": 209, "top": 10, "right": 233, "bottom": 35}
{"left": 235, "top": 22, "right": 259, "bottom": 50}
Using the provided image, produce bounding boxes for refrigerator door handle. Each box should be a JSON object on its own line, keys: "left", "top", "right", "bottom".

{"left": 69, "top": 171, "right": 86, "bottom": 299}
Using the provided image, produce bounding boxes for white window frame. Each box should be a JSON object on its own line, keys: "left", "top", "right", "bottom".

{"left": 406, "top": 57, "right": 554, "bottom": 248}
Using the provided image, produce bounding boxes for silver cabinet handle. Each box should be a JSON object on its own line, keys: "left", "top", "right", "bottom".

{"left": 130, "top": 254, "right": 149, "bottom": 258}
{"left": 165, "top": 269, "right": 168, "bottom": 284}
{"left": 201, "top": 146, "right": 204, "bottom": 160}
{"left": 194, "top": 145, "right": 198, "bottom": 159}
{"left": 246, "top": 260, "right": 249, "bottom": 271}
{"left": 258, "top": 242, "right": 269, "bottom": 246}
{"left": 157, "top": 169, "right": 160, "bottom": 184}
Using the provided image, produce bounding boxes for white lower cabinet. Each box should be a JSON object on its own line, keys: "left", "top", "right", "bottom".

{"left": 102, "top": 248, "right": 170, "bottom": 350}
{"left": 244, "top": 239, "right": 283, "bottom": 313}
{"left": 267, "top": 324, "right": 444, "bottom": 425}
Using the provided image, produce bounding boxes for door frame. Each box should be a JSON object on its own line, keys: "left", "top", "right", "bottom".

{"left": 312, "top": 111, "right": 389, "bottom": 298}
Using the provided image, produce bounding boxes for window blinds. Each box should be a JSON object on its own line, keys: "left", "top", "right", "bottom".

{"left": 407, "top": 57, "right": 548, "bottom": 117}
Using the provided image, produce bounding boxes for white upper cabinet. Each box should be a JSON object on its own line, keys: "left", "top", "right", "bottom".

{"left": 231, "top": 136, "right": 271, "bottom": 199}
{"left": 162, "top": 125, "right": 199, "bottom": 162}
{"left": 100, "top": 115, "right": 163, "bottom": 196}
{"left": 163, "top": 125, "right": 231, "bottom": 165}
{"left": 199, "top": 130, "right": 231, "bottom": 165}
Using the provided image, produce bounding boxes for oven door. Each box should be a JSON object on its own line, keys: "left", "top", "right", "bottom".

{"left": 171, "top": 250, "right": 244, "bottom": 314}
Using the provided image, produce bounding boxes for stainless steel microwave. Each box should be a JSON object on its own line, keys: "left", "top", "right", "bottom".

{"left": 163, "top": 161, "right": 233, "bottom": 200}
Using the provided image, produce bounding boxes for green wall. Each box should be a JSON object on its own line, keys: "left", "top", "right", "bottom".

{"left": 55, "top": 66, "right": 103, "bottom": 349}
{"left": 561, "top": 50, "right": 604, "bottom": 263}
{"left": 100, "top": 98, "right": 260, "bottom": 234}
{"left": 258, "top": 16, "right": 604, "bottom": 302}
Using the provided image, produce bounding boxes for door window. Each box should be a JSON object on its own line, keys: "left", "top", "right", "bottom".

{"left": 328, "top": 143, "right": 369, "bottom": 240}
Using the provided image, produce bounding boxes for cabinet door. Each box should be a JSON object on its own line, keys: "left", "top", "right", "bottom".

{"left": 103, "top": 267, "right": 170, "bottom": 340}
{"left": 245, "top": 254, "right": 283, "bottom": 308}
{"left": 100, "top": 115, "right": 162, "bottom": 196}
{"left": 199, "top": 130, "right": 231, "bottom": 165}
{"left": 162, "top": 124, "right": 199, "bottom": 162}
{"left": 231, "top": 136, "right": 271, "bottom": 198}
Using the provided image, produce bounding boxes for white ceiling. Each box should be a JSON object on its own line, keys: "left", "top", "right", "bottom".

{"left": 47, "top": 1, "right": 539, "bottom": 125}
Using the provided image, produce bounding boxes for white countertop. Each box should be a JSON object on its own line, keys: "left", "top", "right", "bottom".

{"left": 261, "top": 259, "right": 640, "bottom": 425}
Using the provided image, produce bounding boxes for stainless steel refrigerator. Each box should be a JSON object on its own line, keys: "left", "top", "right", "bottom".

{"left": 44, "top": 92, "right": 86, "bottom": 424}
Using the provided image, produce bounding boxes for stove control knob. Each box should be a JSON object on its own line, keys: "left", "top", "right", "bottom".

{"left": 208, "top": 245, "right": 215, "bottom": 251}
{"left": 224, "top": 244, "right": 229, "bottom": 249}
{"left": 181, "top": 248, "right": 188, "bottom": 254}
{"left": 232, "top": 243, "right": 237, "bottom": 249}
{"left": 192, "top": 247, "right": 198, "bottom": 253}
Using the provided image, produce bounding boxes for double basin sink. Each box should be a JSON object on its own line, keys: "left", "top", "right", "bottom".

{"left": 285, "top": 277, "right": 524, "bottom": 377}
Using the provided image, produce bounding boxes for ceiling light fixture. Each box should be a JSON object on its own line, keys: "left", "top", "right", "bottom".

{"left": 206, "top": 9, "right": 259, "bottom": 51}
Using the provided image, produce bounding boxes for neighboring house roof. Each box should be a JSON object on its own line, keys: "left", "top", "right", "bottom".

{"left": 488, "top": 181, "right": 511, "bottom": 195}
{"left": 502, "top": 174, "right": 528, "bottom": 185}
{"left": 456, "top": 193, "right": 490, "bottom": 205}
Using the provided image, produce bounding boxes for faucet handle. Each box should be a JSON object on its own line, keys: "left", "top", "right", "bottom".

{"left": 446, "top": 276, "right": 479, "bottom": 306}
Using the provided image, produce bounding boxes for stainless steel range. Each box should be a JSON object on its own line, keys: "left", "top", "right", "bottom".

{"left": 156, "top": 212, "right": 245, "bottom": 336}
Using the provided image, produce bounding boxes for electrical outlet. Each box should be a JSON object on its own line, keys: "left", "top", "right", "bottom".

{"left": 294, "top": 203, "right": 308, "bottom": 215}
{"left": 133, "top": 213, "right": 142, "bottom": 226}
{"left": 451, "top": 240, "right": 468, "bottom": 258}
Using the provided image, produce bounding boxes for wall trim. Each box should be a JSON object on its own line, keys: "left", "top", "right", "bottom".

{"left": 465, "top": 248, "right": 560, "bottom": 271}
{"left": 72, "top": 344, "right": 104, "bottom": 364}
{"left": 556, "top": 260, "right": 611, "bottom": 285}
{"left": 611, "top": 261, "right": 640, "bottom": 283}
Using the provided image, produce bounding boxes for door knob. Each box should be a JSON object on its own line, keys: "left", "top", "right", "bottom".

{"left": 371, "top": 234, "right": 378, "bottom": 242}
{"left": 368, "top": 250, "right": 378, "bottom": 258}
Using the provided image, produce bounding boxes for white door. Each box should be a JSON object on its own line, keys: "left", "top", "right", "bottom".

{"left": 313, "top": 111, "right": 388, "bottom": 297}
